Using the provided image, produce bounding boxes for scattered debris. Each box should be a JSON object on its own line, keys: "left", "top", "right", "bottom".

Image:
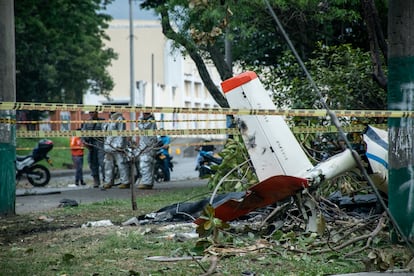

{"left": 58, "top": 198, "right": 78, "bottom": 207}
{"left": 328, "top": 191, "right": 382, "bottom": 215}
{"left": 81, "top": 220, "right": 114, "bottom": 228}
{"left": 145, "top": 256, "right": 202, "bottom": 262}
{"left": 157, "top": 222, "right": 196, "bottom": 231}
{"left": 122, "top": 217, "right": 140, "bottom": 226}
{"left": 122, "top": 192, "right": 245, "bottom": 225}
{"left": 38, "top": 215, "right": 54, "bottom": 222}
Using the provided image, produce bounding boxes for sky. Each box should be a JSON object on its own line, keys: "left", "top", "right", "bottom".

{"left": 103, "top": 0, "right": 158, "bottom": 20}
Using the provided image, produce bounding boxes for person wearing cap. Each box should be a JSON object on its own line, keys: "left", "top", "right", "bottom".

{"left": 81, "top": 111, "right": 105, "bottom": 188}
{"left": 102, "top": 112, "right": 130, "bottom": 189}
{"left": 136, "top": 112, "right": 158, "bottom": 189}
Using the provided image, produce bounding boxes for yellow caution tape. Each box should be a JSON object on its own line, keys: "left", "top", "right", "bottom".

{"left": 0, "top": 118, "right": 16, "bottom": 124}
{"left": 15, "top": 124, "right": 388, "bottom": 138}
{"left": 0, "top": 101, "right": 411, "bottom": 118}
{"left": 16, "top": 128, "right": 240, "bottom": 138}
{"left": 14, "top": 118, "right": 226, "bottom": 125}
{"left": 292, "top": 124, "right": 387, "bottom": 134}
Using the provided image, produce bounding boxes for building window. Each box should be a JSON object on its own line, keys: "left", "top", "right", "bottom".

{"left": 194, "top": 83, "right": 201, "bottom": 98}
{"left": 185, "top": 81, "right": 191, "bottom": 97}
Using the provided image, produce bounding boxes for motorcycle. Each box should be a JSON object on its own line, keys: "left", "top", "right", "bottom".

{"left": 154, "top": 152, "right": 173, "bottom": 183}
{"left": 16, "top": 139, "right": 54, "bottom": 187}
{"left": 196, "top": 150, "right": 222, "bottom": 178}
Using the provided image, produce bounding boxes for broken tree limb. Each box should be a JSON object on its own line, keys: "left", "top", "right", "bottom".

{"left": 344, "top": 213, "right": 387, "bottom": 257}
{"left": 198, "top": 255, "right": 218, "bottom": 276}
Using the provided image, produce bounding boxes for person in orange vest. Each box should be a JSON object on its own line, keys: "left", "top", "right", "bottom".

{"left": 70, "top": 129, "right": 86, "bottom": 186}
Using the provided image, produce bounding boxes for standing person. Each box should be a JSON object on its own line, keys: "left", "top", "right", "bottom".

{"left": 136, "top": 112, "right": 158, "bottom": 189}
{"left": 82, "top": 111, "right": 105, "bottom": 188}
{"left": 70, "top": 129, "right": 85, "bottom": 186}
{"left": 159, "top": 134, "right": 171, "bottom": 182}
{"left": 102, "top": 112, "right": 130, "bottom": 189}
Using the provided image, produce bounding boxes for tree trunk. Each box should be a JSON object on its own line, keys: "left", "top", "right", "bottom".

{"left": 159, "top": 8, "right": 229, "bottom": 108}
{"left": 361, "top": 0, "right": 387, "bottom": 90}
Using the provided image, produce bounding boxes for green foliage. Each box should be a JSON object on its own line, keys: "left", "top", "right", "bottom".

{"left": 144, "top": 0, "right": 370, "bottom": 68}
{"left": 141, "top": 0, "right": 388, "bottom": 115}
{"left": 248, "top": 43, "right": 386, "bottom": 170}
{"left": 15, "top": 0, "right": 117, "bottom": 105}
{"left": 234, "top": 0, "right": 365, "bottom": 66}
{"left": 196, "top": 136, "right": 258, "bottom": 244}
{"left": 255, "top": 43, "right": 386, "bottom": 112}
{"left": 196, "top": 204, "right": 230, "bottom": 244}
{"left": 318, "top": 170, "right": 369, "bottom": 197}
{"left": 206, "top": 136, "right": 258, "bottom": 193}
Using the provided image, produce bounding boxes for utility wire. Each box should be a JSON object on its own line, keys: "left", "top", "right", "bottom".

{"left": 263, "top": 0, "right": 414, "bottom": 254}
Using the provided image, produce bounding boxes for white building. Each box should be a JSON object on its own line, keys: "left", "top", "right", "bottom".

{"left": 84, "top": 19, "right": 226, "bottom": 139}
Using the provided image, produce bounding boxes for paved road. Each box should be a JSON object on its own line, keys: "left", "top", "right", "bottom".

{"left": 15, "top": 156, "right": 208, "bottom": 214}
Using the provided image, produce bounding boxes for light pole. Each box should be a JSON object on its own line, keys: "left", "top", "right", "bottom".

{"left": 129, "top": 0, "right": 136, "bottom": 130}
{"left": 0, "top": 0, "right": 16, "bottom": 215}
{"left": 151, "top": 53, "right": 154, "bottom": 108}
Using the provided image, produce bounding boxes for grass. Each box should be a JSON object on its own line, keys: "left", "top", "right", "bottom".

{"left": 2, "top": 184, "right": 411, "bottom": 275}
{"left": 11, "top": 138, "right": 414, "bottom": 275}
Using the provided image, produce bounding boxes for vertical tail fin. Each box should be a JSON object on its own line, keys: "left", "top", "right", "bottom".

{"left": 221, "top": 71, "right": 313, "bottom": 181}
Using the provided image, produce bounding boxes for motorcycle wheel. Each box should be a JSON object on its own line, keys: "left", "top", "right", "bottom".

{"left": 154, "top": 165, "right": 165, "bottom": 183}
{"left": 27, "top": 164, "right": 51, "bottom": 187}
{"left": 199, "top": 166, "right": 213, "bottom": 178}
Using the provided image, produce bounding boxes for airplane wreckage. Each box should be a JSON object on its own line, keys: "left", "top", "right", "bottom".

{"left": 126, "top": 71, "right": 389, "bottom": 233}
